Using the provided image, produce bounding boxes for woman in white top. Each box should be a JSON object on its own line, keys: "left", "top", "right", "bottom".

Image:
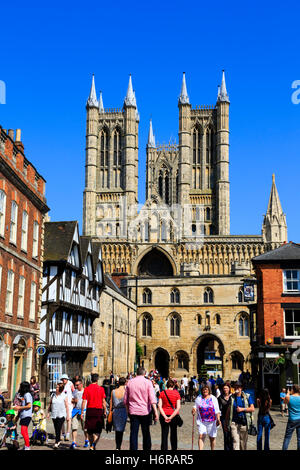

{"left": 192, "top": 384, "right": 221, "bottom": 450}
{"left": 47, "top": 383, "right": 69, "bottom": 448}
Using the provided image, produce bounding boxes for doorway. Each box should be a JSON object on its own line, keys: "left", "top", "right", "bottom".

{"left": 154, "top": 348, "right": 170, "bottom": 379}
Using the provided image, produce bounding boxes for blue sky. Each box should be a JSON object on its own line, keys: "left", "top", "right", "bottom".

{"left": 0, "top": 1, "right": 299, "bottom": 240}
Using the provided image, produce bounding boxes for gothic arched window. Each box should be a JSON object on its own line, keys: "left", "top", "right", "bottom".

{"left": 170, "top": 313, "right": 181, "bottom": 337}
{"left": 238, "top": 288, "right": 244, "bottom": 303}
{"left": 215, "top": 313, "right": 221, "bottom": 325}
{"left": 204, "top": 287, "right": 214, "bottom": 304}
{"left": 100, "top": 128, "right": 109, "bottom": 167}
{"left": 170, "top": 288, "right": 180, "bottom": 304}
{"left": 142, "top": 288, "right": 152, "bottom": 304}
{"left": 142, "top": 313, "right": 152, "bottom": 337}
{"left": 238, "top": 313, "right": 249, "bottom": 337}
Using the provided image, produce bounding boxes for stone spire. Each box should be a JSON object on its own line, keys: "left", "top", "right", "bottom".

{"left": 179, "top": 72, "right": 190, "bottom": 104}
{"left": 124, "top": 74, "right": 136, "bottom": 107}
{"left": 147, "top": 119, "right": 156, "bottom": 148}
{"left": 87, "top": 74, "right": 99, "bottom": 108}
{"left": 134, "top": 91, "right": 140, "bottom": 121}
{"left": 218, "top": 70, "right": 230, "bottom": 103}
{"left": 262, "top": 174, "right": 288, "bottom": 244}
{"left": 99, "top": 91, "right": 104, "bottom": 113}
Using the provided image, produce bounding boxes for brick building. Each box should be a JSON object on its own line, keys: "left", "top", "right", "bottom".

{"left": 252, "top": 242, "right": 300, "bottom": 404}
{"left": 0, "top": 126, "right": 49, "bottom": 401}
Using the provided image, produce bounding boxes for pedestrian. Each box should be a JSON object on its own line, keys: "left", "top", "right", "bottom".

{"left": 224, "top": 381, "right": 255, "bottom": 450}
{"left": 31, "top": 401, "right": 47, "bottom": 445}
{"left": 47, "top": 382, "right": 70, "bottom": 449}
{"left": 123, "top": 366, "right": 158, "bottom": 450}
{"left": 30, "top": 376, "right": 40, "bottom": 402}
{"left": 70, "top": 379, "right": 89, "bottom": 449}
{"left": 103, "top": 376, "right": 111, "bottom": 405}
{"left": 192, "top": 384, "right": 221, "bottom": 450}
{"left": 182, "top": 375, "right": 188, "bottom": 401}
{"left": 12, "top": 381, "right": 32, "bottom": 450}
{"left": 109, "top": 377, "right": 127, "bottom": 450}
{"left": 60, "top": 374, "right": 74, "bottom": 441}
{"left": 282, "top": 384, "right": 300, "bottom": 450}
{"left": 216, "top": 375, "right": 224, "bottom": 388}
{"left": 81, "top": 373, "right": 107, "bottom": 450}
{"left": 256, "top": 388, "right": 273, "bottom": 451}
{"left": 0, "top": 409, "right": 19, "bottom": 450}
{"left": 214, "top": 385, "right": 221, "bottom": 399}
{"left": 218, "top": 382, "right": 233, "bottom": 450}
{"left": 71, "top": 375, "right": 81, "bottom": 386}
{"left": 188, "top": 377, "right": 195, "bottom": 402}
{"left": 280, "top": 388, "right": 288, "bottom": 417}
{"left": 158, "top": 378, "right": 181, "bottom": 450}
{"left": 180, "top": 380, "right": 186, "bottom": 404}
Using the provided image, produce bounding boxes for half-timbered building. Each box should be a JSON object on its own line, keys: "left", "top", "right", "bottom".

{"left": 40, "top": 221, "right": 104, "bottom": 396}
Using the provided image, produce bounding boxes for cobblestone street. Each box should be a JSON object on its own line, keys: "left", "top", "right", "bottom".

{"left": 0, "top": 402, "right": 298, "bottom": 451}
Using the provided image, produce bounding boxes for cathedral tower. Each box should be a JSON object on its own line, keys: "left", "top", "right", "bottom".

{"left": 83, "top": 75, "right": 139, "bottom": 239}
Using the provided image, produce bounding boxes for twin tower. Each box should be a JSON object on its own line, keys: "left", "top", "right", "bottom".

{"left": 83, "top": 72, "right": 287, "bottom": 248}
{"left": 83, "top": 72, "right": 231, "bottom": 241}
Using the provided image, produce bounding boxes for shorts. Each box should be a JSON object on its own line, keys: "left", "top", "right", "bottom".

{"left": 197, "top": 420, "right": 218, "bottom": 437}
{"left": 72, "top": 412, "right": 85, "bottom": 431}
{"left": 85, "top": 408, "right": 104, "bottom": 434}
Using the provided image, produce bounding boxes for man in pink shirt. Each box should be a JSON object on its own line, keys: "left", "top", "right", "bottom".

{"left": 124, "top": 367, "right": 158, "bottom": 450}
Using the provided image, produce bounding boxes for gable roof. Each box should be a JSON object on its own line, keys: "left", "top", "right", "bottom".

{"left": 252, "top": 242, "right": 300, "bottom": 263}
{"left": 44, "top": 221, "right": 78, "bottom": 263}
{"left": 104, "top": 274, "right": 124, "bottom": 296}
{"left": 79, "top": 236, "right": 91, "bottom": 265}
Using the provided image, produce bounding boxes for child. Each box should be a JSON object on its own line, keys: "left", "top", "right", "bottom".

{"left": 31, "top": 401, "right": 47, "bottom": 445}
{"left": 280, "top": 388, "right": 288, "bottom": 417}
{"left": 0, "top": 409, "right": 19, "bottom": 450}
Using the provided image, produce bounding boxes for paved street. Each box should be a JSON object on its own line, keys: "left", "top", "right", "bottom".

{"left": 0, "top": 402, "right": 298, "bottom": 451}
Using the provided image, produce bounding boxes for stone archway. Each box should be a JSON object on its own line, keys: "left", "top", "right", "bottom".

{"left": 193, "top": 334, "right": 225, "bottom": 378}
{"left": 134, "top": 247, "right": 176, "bottom": 276}
{"left": 154, "top": 348, "right": 170, "bottom": 379}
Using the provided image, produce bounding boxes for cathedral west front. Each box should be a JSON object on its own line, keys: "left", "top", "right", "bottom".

{"left": 82, "top": 71, "right": 288, "bottom": 380}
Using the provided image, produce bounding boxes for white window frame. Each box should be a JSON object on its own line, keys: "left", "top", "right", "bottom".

{"left": 25, "top": 347, "right": 33, "bottom": 382}
{"left": 9, "top": 200, "right": 18, "bottom": 244}
{"left": 21, "top": 211, "right": 28, "bottom": 252}
{"left": 32, "top": 221, "right": 39, "bottom": 258}
{"left": 0, "top": 340, "right": 10, "bottom": 390}
{"left": 283, "top": 269, "right": 300, "bottom": 293}
{"left": 0, "top": 190, "right": 6, "bottom": 237}
{"left": 284, "top": 308, "right": 300, "bottom": 338}
{"left": 17, "top": 275, "right": 25, "bottom": 318}
{"left": 29, "top": 281, "right": 36, "bottom": 321}
{"left": 5, "top": 270, "right": 14, "bottom": 314}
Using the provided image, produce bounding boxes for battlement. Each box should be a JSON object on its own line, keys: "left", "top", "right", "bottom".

{"left": 193, "top": 104, "right": 215, "bottom": 110}
{"left": 102, "top": 108, "right": 123, "bottom": 114}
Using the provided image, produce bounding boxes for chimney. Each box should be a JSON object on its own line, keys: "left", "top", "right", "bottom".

{"left": 8, "top": 129, "right": 14, "bottom": 140}
{"left": 15, "top": 129, "right": 21, "bottom": 141}
{"left": 15, "top": 128, "right": 24, "bottom": 152}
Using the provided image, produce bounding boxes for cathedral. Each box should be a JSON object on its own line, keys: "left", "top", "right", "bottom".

{"left": 82, "top": 71, "right": 288, "bottom": 379}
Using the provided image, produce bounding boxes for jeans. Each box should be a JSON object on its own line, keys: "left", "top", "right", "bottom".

{"left": 52, "top": 417, "right": 65, "bottom": 443}
{"left": 221, "top": 417, "right": 233, "bottom": 450}
{"left": 282, "top": 419, "right": 300, "bottom": 450}
{"left": 129, "top": 413, "right": 152, "bottom": 450}
{"left": 257, "top": 414, "right": 271, "bottom": 451}
{"left": 115, "top": 430, "right": 124, "bottom": 450}
{"left": 159, "top": 414, "right": 178, "bottom": 450}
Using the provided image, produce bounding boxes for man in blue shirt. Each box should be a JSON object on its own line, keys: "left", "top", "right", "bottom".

{"left": 226, "top": 381, "right": 255, "bottom": 450}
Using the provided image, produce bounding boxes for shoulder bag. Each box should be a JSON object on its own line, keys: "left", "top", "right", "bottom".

{"left": 163, "top": 390, "right": 183, "bottom": 427}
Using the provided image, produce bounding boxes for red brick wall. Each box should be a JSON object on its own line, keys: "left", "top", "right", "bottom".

{"left": 255, "top": 263, "right": 300, "bottom": 344}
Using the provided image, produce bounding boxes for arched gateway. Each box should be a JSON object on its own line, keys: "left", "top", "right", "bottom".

{"left": 193, "top": 334, "right": 225, "bottom": 377}
{"left": 154, "top": 348, "right": 170, "bottom": 379}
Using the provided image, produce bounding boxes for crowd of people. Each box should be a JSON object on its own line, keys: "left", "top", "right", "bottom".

{"left": 0, "top": 370, "right": 300, "bottom": 451}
